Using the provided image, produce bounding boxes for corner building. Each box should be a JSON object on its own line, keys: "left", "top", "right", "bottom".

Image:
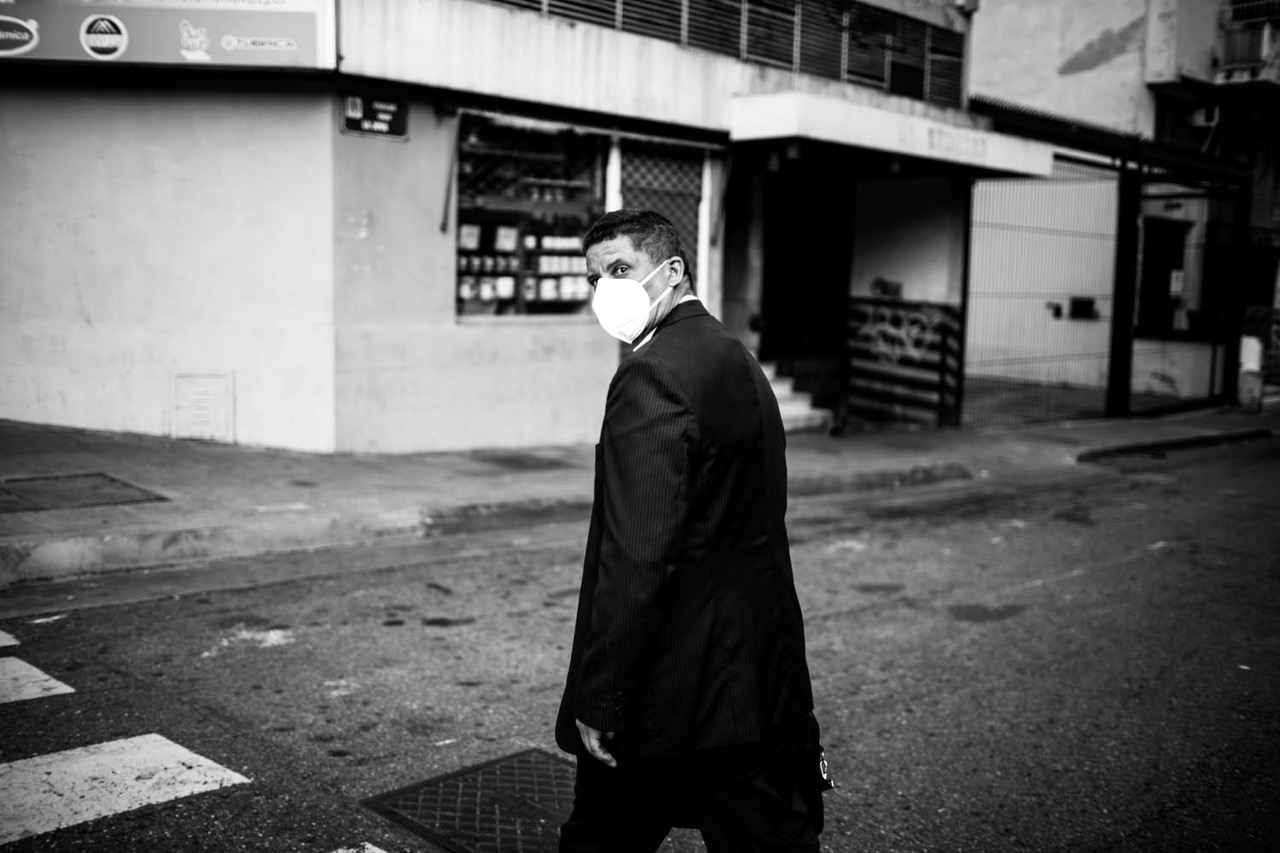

{"left": 1, "top": 0, "right": 1053, "bottom": 452}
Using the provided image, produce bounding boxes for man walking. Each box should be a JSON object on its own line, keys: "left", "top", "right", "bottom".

{"left": 556, "top": 209, "right": 826, "bottom": 852}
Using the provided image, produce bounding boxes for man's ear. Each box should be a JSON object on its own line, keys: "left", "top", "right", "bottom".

{"left": 668, "top": 258, "right": 685, "bottom": 287}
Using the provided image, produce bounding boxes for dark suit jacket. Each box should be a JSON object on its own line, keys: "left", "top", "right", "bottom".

{"left": 555, "top": 300, "right": 815, "bottom": 760}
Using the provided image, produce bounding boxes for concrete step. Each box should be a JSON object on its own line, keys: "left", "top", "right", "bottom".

{"left": 760, "top": 361, "right": 834, "bottom": 434}
{"left": 779, "top": 406, "right": 833, "bottom": 434}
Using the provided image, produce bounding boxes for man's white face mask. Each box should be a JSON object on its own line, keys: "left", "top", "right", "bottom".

{"left": 590, "top": 257, "right": 679, "bottom": 344}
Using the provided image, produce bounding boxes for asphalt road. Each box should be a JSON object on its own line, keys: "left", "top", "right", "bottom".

{"left": 2, "top": 436, "right": 1278, "bottom": 852}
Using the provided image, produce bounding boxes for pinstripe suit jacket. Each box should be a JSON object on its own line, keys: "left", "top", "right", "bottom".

{"left": 555, "top": 300, "right": 815, "bottom": 760}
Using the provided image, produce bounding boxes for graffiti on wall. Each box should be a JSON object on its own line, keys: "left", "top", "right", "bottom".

{"left": 855, "top": 304, "right": 947, "bottom": 364}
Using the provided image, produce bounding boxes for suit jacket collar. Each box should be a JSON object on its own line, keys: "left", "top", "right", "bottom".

{"left": 660, "top": 298, "right": 708, "bottom": 329}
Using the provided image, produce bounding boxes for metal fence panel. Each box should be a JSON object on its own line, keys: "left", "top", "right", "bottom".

{"left": 964, "top": 159, "right": 1119, "bottom": 425}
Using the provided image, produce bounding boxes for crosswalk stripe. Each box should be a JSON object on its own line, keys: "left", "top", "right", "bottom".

{"left": 0, "top": 629, "right": 17, "bottom": 648}
{"left": 0, "top": 733, "right": 251, "bottom": 844}
{"left": 0, "top": 657, "right": 75, "bottom": 704}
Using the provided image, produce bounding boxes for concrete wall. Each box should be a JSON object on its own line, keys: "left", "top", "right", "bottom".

{"left": 0, "top": 90, "right": 337, "bottom": 451}
{"left": 332, "top": 103, "right": 618, "bottom": 452}
{"left": 1132, "top": 340, "right": 1221, "bottom": 398}
{"left": 966, "top": 170, "right": 1118, "bottom": 386}
{"left": 339, "top": 0, "right": 983, "bottom": 135}
{"left": 969, "top": 0, "right": 1156, "bottom": 136}
{"left": 1144, "top": 0, "right": 1222, "bottom": 85}
{"left": 851, "top": 178, "right": 967, "bottom": 306}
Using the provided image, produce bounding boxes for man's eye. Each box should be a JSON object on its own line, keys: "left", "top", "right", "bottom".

{"left": 613, "top": 266, "right": 629, "bottom": 278}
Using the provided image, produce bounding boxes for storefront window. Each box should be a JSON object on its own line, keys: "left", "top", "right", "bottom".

{"left": 455, "top": 113, "right": 606, "bottom": 317}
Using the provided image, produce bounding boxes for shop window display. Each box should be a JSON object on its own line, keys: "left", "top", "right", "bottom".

{"left": 455, "top": 114, "right": 606, "bottom": 316}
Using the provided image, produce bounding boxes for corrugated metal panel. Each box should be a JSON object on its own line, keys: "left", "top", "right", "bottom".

{"left": 964, "top": 160, "right": 1119, "bottom": 424}
{"left": 798, "top": 0, "right": 844, "bottom": 80}
{"left": 686, "top": 0, "right": 741, "bottom": 58}
{"left": 622, "top": 0, "right": 684, "bottom": 42}
{"left": 549, "top": 0, "right": 616, "bottom": 28}
{"left": 745, "top": 0, "right": 796, "bottom": 68}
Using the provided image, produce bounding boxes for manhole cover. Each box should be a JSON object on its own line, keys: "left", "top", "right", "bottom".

{"left": 0, "top": 473, "right": 168, "bottom": 514}
{"left": 364, "top": 749, "right": 575, "bottom": 853}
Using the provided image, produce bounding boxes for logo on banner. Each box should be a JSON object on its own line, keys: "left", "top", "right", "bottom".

{"left": 0, "top": 16, "right": 39, "bottom": 57}
{"left": 80, "top": 15, "right": 127, "bottom": 61}
{"left": 179, "top": 20, "right": 211, "bottom": 62}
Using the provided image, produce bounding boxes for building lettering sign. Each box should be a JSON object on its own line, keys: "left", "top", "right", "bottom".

{"left": 730, "top": 92, "right": 1055, "bottom": 177}
{"left": 0, "top": 0, "right": 335, "bottom": 70}
{"left": 341, "top": 96, "right": 409, "bottom": 140}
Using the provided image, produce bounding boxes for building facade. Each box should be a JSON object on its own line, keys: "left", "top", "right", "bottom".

{"left": 963, "top": 0, "right": 1278, "bottom": 422}
{"left": 1, "top": 0, "right": 1055, "bottom": 451}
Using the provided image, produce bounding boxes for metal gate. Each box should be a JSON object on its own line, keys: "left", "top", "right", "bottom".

{"left": 964, "top": 158, "right": 1119, "bottom": 426}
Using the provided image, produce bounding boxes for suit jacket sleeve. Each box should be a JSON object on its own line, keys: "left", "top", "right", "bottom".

{"left": 574, "top": 355, "right": 697, "bottom": 733}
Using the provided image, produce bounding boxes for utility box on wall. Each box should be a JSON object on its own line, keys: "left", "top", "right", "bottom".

{"left": 172, "top": 372, "right": 234, "bottom": 442}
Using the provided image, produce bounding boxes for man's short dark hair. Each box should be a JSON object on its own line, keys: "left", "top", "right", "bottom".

{"left": 583, "top": 209, "right": 695, "bottom": 292}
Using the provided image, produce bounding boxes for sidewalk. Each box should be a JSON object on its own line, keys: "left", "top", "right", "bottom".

{"left": 2, "top": 401, "right": 1277, "bottom": 588}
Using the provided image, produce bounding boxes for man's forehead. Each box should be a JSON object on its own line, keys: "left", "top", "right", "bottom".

{"left": 586, "top": 236, "right": 643, "bottom": 264}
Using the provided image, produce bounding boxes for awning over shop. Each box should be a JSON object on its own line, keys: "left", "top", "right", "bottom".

{"left": 729, "top": 91, "right": 1055, "bottom": 177}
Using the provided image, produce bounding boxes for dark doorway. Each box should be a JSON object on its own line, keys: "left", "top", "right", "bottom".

{"left": 1136, "top": 217, "right": 1192, "bottom": 335}
{"left": 758, "top": 141, "right": 854, "bottom": 408}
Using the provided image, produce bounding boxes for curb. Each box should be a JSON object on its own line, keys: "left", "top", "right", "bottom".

{"left": 0, "top": 462, "right": 976, "bottom": 588}
{"left": 1074, "top": 427, "right": 1274, "bottom": 464}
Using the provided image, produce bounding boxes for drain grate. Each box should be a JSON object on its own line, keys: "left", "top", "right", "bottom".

{"left": 0, "top": 473, "right": 168, "bottom": 514}
{"left": 364, "top": 749, "right": 576, "bottom": 853}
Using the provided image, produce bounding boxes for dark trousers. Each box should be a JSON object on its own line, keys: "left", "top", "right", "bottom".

{"left": 558, "top": 713, "right": 824, "bottom": 853}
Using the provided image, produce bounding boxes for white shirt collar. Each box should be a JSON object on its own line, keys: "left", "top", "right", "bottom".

{"left": 633, "top": 294, "right": 700, "bottom": 351}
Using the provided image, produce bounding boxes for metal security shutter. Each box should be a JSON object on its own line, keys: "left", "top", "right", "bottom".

{"left": 687, "top": 0, "right": 742, "bottom": 58}
{"left": 621, "top": 142, "right": 704, "bottom": 277}
{"left": 798, "top": 0, "right": 845, "bottom": 80}
{"left": 926, "top": 26, "right": 964, "bottom": 108}
{"left": 622, "top": 0, "right": 684, "bottom": 43}
{"left": 549, "top": 0, "right": 615, "bottom": 28}
{"left": 745, "top": 0, "right": 795, "bottom": 67}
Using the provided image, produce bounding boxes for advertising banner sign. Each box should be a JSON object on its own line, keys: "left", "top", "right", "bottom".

{"left": 0, "top": 0, "right": 335, "bottom": 69}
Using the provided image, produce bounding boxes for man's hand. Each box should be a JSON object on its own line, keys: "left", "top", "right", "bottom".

{"left": 575, "top": 719, "right": 617, "bottom": 768}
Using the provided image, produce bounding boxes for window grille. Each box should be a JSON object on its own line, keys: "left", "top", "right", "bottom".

{"left": 926, "top": 27, "right": 964, "bottom": 107}
{"left": 620, "top": 142, "right": 704, "bottom": 278}
{"left": 549, "top": 0, "right": 616, "bottom": 28}
{"left": 887, "top": 14, "right": 927, "bottom": 99}
{"left": 686, "top": 0, "right": 742, "bottom": 58}
{"left": 798, "top": 0, "right": 846, "bottom": 80}
{"left": 622, "top": 0, "right": 684, "bottom": 42}
{"left": 845, "top": 3, "right": 892, "bottom": 87}
{"left": 745, "top": 0, "right": 796, "bottom": 67}
{"left": 476, "top": 0, "right": 965, "bottom": 108}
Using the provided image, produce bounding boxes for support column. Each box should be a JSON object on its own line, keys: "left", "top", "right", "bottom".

{"left": 1107, "top": 162, "right": 1142, "bottom": 417}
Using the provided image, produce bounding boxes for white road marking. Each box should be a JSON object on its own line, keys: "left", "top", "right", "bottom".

{"left": 331, "top": 845, "right": 390, "bottom": 853}
{"left": 0, "top": 733, "right": 250, "bottom": 844}
{"left": 0, "top": 629, "right": 17, "bottom": 647}
{"left": 0, "top": 657, "right": 75, "bottom": 704}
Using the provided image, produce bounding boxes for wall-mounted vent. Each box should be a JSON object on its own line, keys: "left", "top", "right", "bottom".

{"left": 172, "top": 372, "right": 234, "bottom": 442}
